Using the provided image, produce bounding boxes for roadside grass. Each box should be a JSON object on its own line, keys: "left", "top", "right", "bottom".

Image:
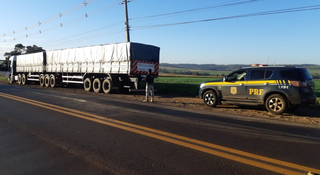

{"left": 0, "top": 74, "right": 7, "bottom": 81}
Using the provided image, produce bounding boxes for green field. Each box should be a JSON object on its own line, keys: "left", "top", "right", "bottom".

{"left": 155, "top": 76, "right": 219, "bottom": 97}
{"left": 314, "top": 80, "right": 320, "bottom": 104}
{"left": 160, "top": 66, "right": 230, "bottom": 76}
{"left": 314, "top": 80, "right": 320, "bottom": 95}
{"left": 154, "top": 76, "right": 214, "bottom": 96}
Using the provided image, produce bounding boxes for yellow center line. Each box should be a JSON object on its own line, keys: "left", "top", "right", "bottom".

{"left": 0, "top": 92, "right": 319, "bottom": 174}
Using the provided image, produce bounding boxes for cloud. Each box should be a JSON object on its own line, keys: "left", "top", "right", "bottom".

{"left": 0, "top": 42, "right": 15, "bottom": 59}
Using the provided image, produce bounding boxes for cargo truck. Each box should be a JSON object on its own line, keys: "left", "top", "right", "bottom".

{"left": 8, "top": 42, "right": 160, "bottom": 93}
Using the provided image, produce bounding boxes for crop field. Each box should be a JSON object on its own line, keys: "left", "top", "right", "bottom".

{"left": 160, "top": 66, "right": 230, "bottom": 76}
{"left": 314, "top": 80, "right": 320, "bottom": 102}
{"left": 155, "top": 76, "right": 219, "bottom": 97}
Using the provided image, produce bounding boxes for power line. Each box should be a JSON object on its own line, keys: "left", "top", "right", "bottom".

{"left": 42, "top": 21, "right": 123, "bottom": 47}
{"left": 45, "top": 29, "right": 125, "bottom": 48}
{"left": 7, "top": 1, "right": 319, "bottom": 51}
{"left": 2, "top": 0, "right": 99, "bottom": 38}
{"left": 130, "top": 0, "right": 264, "bottom": 21}
{"left": 41, "top": 2, "right": 320, "bottom": 49}
{"left": 132, "top": 4, "right": 320, "bottom": 30}
{"left": 2, "top": 0, "right": 264, "bottom": 44}
{"left": 3, "top": 0, "right": 120, "bottom": 43}
{"left": 37, "top": 0, "right": 265, "bottom": 47}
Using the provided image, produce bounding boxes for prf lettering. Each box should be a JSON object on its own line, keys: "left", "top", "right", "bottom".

{"left": 249, "top": 89, "right": 264, "bottom": 95}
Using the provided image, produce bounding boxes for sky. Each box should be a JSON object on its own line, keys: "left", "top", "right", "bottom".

{"left": 0, "top": 0, "right": 319, "bottom": 65}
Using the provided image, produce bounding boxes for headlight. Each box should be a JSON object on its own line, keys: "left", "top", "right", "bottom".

{"left": 200, "top": 83, "right": 205, "bottom": 88}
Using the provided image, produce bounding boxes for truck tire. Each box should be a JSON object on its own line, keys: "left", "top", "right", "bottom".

{"left": 265, "top": 94, "right": 287, "bottom": 115}
{"left": 22, "top": 74, "right": 27, "bottom": 85}
{"left": 102, "top": 79, "right": 112, "bottom": 94}
{"left": 39, "top": 74, "right": 45, "bottom": 87}
{"left": 93, "top": 78, "right": 101, "bottom": 93}
{"left": 17, "top": 74, "right": 22, "bottom": 85}
{"left": 203, "top": 90, "right": 218, "bottom": 107}
{"left": 44, "top": 74, "right": 50, "bottom": 87}
{"left": 83, "top": 78, "right": 92, "bottom": 92}
{"left": 50, "top": 75, "right": 56, "bottom": 88}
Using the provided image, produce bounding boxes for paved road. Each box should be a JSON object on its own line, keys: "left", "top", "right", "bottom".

{"left": 0, "top": 83, "right": 320, "bottom": 175}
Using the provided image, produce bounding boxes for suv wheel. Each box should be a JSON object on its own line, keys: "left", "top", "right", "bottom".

{"left": 203, "top": 90, "right": 218, "bottom": 107}
{"left": 265, "top": 94, "right": 287, "bottom": 115}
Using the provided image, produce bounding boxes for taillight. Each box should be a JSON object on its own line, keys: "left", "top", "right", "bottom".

{"left": 291, "top": 81, "right": 307, "bottom": 87}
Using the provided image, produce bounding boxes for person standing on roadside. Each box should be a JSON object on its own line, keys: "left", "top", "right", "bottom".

{"left": 144, "top": 69, "right": 154, "bottom": 102}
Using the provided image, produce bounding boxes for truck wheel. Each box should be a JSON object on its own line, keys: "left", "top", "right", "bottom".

{"left": 44, "top": 74, "right": 50, "bottom": 87}
{"left": 17, "top": 74, "right": 22, "bottom": 84}
{"left": 203, "top": 90, "right": 218, "bottom": 107}
{"left": 39, "top": 74, "right": 45, "bottom": 87}
{"left": 21, "top": 74, "right": 27, "bottom": 85}
{"left": 265, "top": 94, "right": 287, "bottom": 115}
{"left": 102, "top": 79, "right": 112, "bottom": 94}
{"left": 50, "top": 75, "right": 56, "bottom": 88}
{"left": 93, "top": 78, "right": 101, "bottom": 93}
{"left": 83, "top": 78, "right": 92, "bottom": 92}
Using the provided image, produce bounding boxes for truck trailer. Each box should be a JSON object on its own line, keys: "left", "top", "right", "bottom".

{"left": 8, "top": 42, "right": 160, "bottom": 93}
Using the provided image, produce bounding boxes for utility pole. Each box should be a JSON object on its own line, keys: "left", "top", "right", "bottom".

{"left": 123, "top": 0, "right": 130, "bottom": 42}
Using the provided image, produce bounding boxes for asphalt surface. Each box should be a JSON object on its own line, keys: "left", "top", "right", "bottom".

{"left": 0, "top": 83, "right": 320, "bottom": 175}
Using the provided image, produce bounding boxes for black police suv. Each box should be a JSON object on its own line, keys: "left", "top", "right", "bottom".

{"left": 198, "top": 65, "right": 316, "bottom": 114}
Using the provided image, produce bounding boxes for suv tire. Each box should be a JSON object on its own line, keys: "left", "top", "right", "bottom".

{"left": 265, "top": 94, "right": 287, "bottom": 115}
{"left": 203, "top": 90, "right": 218, "bottom": 107}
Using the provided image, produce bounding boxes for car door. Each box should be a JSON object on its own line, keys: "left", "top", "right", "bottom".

{"left": 247, "top": 69, "right": 274, "bottom": 101}
{"left": 221, "top": 70, "right": 248, "bottom": 100}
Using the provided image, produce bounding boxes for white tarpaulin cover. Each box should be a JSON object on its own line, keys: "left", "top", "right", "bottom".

{"left": 46, "top": 43, "right": 131, "bottom": 64}
{"left": 16, "top": 52, "right": 44, "bottom": 66}
{"left": 15, "top": 52, "right": 45, "bottom": 72}
{"left": 15, "top": 42, "right": 160, "bottom": 74}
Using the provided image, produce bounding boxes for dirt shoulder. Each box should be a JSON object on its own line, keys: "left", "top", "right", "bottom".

{"left": 1, "top": 79, "right": 319, "bottom": 125}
